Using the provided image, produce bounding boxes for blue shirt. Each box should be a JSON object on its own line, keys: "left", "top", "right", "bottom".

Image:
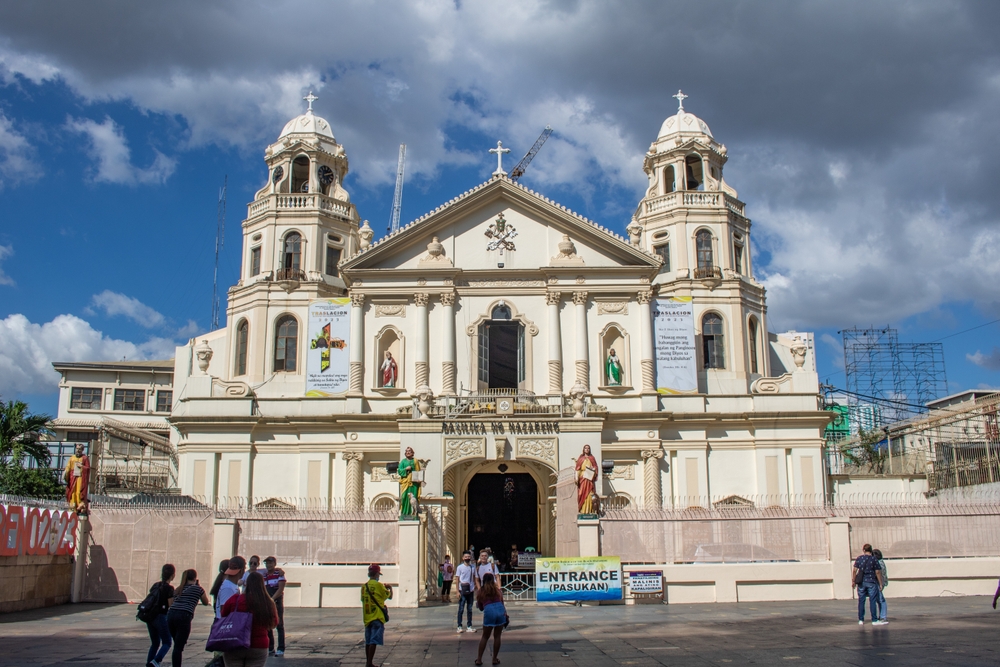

{"left": 854, "top": 554, "right": 879, "bottom": 584}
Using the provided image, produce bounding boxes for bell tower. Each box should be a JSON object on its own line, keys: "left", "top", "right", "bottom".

{"left": 225, "top": 92, "right": 361, "bottom": 388}
{"left": 632, "top": 91, "right": 768, "bottom": 393}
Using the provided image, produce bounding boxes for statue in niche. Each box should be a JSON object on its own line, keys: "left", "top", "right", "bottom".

{"left": 575, "top": 444, "right": 598, "bottom": 515}
{"left": 605, "top": 348, "right": 624, "bottom": 386}
{"left": 380, "top": 350, "right": 398, "bottom": 388}
{"left": 398, "top": 446, "right": 422, "bottom": 516}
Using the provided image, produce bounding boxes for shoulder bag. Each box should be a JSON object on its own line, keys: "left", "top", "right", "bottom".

{"left": 365, "top": 582, "right": 389, "bottom": 622}
{"left": 205, "top": 594, "right": 252, "bottom": 651}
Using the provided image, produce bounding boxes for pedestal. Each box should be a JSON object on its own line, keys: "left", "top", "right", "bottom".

{"left": 397, "top": 518, "right": 421, "bottom": 608}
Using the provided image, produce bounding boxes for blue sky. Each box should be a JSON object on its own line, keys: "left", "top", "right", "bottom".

{"left": 1, "top": 1, "right": 999, "bottom": 415}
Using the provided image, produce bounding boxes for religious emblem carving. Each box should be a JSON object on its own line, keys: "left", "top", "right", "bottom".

{"left": 371, "top": 466, "right": 400, "bottom": 483}
{"left": 444, "top": 437, "right": 487, "bottom": 466}
{"left": 607, "top": 463, "right": 635, "bottom": 481}
{"left": 597, "top": 301, "right": 628, "bottom": 315}
{"left": 375, "top": 304, "right": 406, "bottom": 318}
{"left": 515, "top": 438, "right": 557, "bottom": 467}
{"left": 485, "top": 213, "right": 517, "bottom": 256}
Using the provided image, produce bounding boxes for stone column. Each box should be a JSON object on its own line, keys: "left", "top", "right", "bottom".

{"left": 642, "top": 449, "right": 664, "bottom": 508}
{"left": 343, "top": 451, "right": 365, "bottom": 511}
{"left": 638, "top": 290, "right": 655, "bottom": 393}
{"left": 414, "top": 293, "right": 430, "bottom": 388}
{"left": 546, "top": 291, "right": 563, "bottom": 394}
{"left": 573, "top": 291, "right": 589, "bottom": 389}
{"left": 349, "top": 293, "right": 365, "bottom": 394}
{"left": 309, "top": 157, "right": 318, "bottom": 194}
{"left": 440, "top": 292, "right": 456, "bottom": 394}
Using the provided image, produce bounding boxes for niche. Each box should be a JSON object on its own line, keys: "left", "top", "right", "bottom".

{"left": 599, "top": 323, "right": 631, "bottom": 391}
{"left": 373, "top": 326, "right": 405, "bottom": 393}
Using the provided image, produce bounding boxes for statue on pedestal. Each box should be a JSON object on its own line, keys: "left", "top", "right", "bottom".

{"left": 64, "top": 443, "right": 91, "bottom": 515}
{"left": 605, "top": 348, "right": 623, "bottom": 386}
{"left": 575, "top": 444, "right": 598, "bottom": 515}
{"left": 398, "top": 446, "right": 422, "bottom": 516}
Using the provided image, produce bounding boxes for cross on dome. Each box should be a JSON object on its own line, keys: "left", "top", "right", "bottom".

{"left": 673, "top": 90, "right": 688, "bottom": 112}
{"left": 303, "top": 91, "right": 318, "bottom": 113}
{"left": 489, "top": 140, "right": 511, "bottom": 176}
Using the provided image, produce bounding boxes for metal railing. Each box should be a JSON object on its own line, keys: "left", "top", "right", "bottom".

{"left": 498, "top": 572, "right": 536, "bottom": 601}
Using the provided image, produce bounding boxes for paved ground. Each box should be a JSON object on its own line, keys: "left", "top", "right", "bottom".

{"left": 1, "top": 597, "right": 998, "bottom": 666}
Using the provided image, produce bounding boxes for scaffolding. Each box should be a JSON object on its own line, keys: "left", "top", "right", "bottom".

{"left": 841, "top": 327, "right": 947, "bottom": 431}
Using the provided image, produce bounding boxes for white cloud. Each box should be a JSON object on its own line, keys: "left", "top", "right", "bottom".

{"left": 968, "top": 348, "right": 1000, "bottom": 372}
{"left": 0, "top": 313, "right": 175, "bottom": 395}
{"left": 0, "top": 112, "right": 38, "bottom": 187}
{"left": 65, "top": 116, "right": 176, "bottom": 185}
{"left": 89, "top": 290, "right": 167, "bottom": 328}
{"left": 0, "top": 244, "right": 13, "bottom": 286}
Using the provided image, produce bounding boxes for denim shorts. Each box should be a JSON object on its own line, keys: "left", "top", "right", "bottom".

{"left": 365, "top": 620, "right": 385, "bottom": 645}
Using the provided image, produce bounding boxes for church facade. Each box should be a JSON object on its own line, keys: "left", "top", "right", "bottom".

{"left": 169, "top": 96, "right": 828, "bottom": 564}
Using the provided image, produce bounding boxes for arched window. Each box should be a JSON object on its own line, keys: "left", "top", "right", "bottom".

{"left": 283, "top": 233, "right": 301, "bottom": 271}
{"left": 696, "top": 230, "right": 714, "bottom": 270}
{"left": 274, "top": 315, "right": 298, "bottom": 372}
{"left": 235, "top": 320, "right": 249, "bottom": 376}
{"left": 702, "top": 312, "right": 725, "bottom": 370}
{"left": 663, "top": 165, "right": 675, "bottom": 194}
{"left": 291, "top": 155, "right": 310, "bottom": 193}
{"left": 748, "top": 317, "right": 760, "bottom": 375}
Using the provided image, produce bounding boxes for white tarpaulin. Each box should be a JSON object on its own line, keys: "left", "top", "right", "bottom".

{"left": 653, "top": 297, "right": 698, "bottom": 394}
{"left": 305, "top": 298, "right": 351, "bottom": 397}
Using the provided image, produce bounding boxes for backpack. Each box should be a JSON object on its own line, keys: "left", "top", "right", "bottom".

{"left": 136, "top": 582, "right": 162, "bottom": 623}
{"left": 879, "top": 560, "right": 888, "bottom": 588}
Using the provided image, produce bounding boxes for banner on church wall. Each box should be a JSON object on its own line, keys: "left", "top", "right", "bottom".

{"left": 305, "top": 298, "right": 351, "bottom": 397}
{"left": 535, "top": 556, "right": 622, "bottom": 601}
{"left": 653, "top": 297, "right": 698, "bottom": 394}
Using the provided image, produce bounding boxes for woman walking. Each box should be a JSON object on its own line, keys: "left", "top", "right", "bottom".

{"left": 219, "top": 571, "right": 278, "bottom": 667}
{"left": 145, "top": 563, "right": 175, "bottom": 667}
{"left": 474, "top": 573, "right": 507, "bottom": 666}
{"left": 166, "top": 569, "right": 210, "bottom": 667}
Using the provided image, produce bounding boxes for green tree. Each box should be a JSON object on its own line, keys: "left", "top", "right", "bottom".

{"left": 840, "top": 428, "right": 888, "bottom": 474}
{"left": 0, "top": 398, "right": 63, "bottom": 499}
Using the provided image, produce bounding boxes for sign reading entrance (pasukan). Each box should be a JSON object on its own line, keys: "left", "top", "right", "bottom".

{"left": 535, "top": 556, "right": 622, "bottom": 602}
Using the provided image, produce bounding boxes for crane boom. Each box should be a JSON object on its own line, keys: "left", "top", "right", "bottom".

{"left": 509, "top": 126, "right": 552, "bottom": 182}
{"left": 388, "top": 144, "right": 406, "bottom": 234}
{"left": 211, "top": 175, "right": 226, "bottom": 330}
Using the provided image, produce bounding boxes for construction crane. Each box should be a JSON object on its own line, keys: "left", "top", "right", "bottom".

{"left": 211, "top": 175, "right": 227, "bottom": 330}
{"left": 387, "top": 144, "right": 406, "bottom": 234}
{"left": 509, "top": 126, "right": 553, "bottom": 182}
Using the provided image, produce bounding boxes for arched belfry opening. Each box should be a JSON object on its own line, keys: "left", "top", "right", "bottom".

{"left": 477, "top": 303, "right": 525, "bottom": 391}
{"left": 292, "top": 155, "right": 310, "bottom": 193}
{"left": 685, "top": 154, "right": 704, "bottom": 191}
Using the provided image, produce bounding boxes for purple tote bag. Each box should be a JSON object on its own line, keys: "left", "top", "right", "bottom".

{"left": 205, "top": 594, "right": 253, "bottom": 651}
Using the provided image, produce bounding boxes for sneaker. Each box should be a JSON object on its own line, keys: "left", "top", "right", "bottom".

{"left": 275, "top": 649, "right": 284, "bottom": 656}
{"left": 858, "top": 620, "right": 864, "bottom": 625}
{"left": 466, "top": 626, "right": 477, "bottom": 633}
{"left": 873, "top": 620, "right": 887, "bottom": 626}
{"left": 457, "top": 626, "right": 464, "bottom": 634}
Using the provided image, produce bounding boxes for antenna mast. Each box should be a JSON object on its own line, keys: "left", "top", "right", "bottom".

{"left": 510, "top": 126, "right": 553, "bottom": 182}
{"left": 388, "top": 144, "right": 406, "bottom": 234}
{"left": 211, "top": 175, "right": 227, "bottom": 330}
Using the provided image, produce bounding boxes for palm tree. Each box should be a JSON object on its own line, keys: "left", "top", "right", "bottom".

{"left": 0, "top": 398, "right": 54, "bottom": 468}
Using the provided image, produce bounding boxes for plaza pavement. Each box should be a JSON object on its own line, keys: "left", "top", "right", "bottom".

{"left": 0, "top": 596, "right": 997, "bottom": 666}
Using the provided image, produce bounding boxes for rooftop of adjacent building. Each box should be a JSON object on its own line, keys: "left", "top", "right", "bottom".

{"left": 926, "top": 389, "right": 999, "bottom": 411}
{"left": 52, "top": 359, "right": 175, "bottom": 372}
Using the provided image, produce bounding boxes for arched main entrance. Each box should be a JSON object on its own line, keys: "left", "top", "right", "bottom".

{"left": 466, "top": 471, "right": 538, "bottom": 566}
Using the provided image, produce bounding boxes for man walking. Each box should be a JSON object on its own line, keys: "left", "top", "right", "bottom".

{"left": 263, "top": 556, "right": 287, "bottom": 656}
{"left": 455, "top": 551, "right": 477, "bottom": 633}
{"left": 852, "top": 544, "right": 884, "bottom": 625}
{"left": 361, "top": 564, "right": 392, "bottom": 667}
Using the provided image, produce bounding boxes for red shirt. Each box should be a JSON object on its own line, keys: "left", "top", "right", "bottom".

{"left": 220, "top": 594, "right": 278, "bottom": 649}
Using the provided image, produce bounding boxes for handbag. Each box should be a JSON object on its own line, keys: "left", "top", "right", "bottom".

{"left": 205, "top": 594, "right": 252, "bottom": 651}
{"left": 366, "top": 582, "right": 389, "bottom": 622}
{"left": 853, "top": 568, "right": 864, "bottom": 586}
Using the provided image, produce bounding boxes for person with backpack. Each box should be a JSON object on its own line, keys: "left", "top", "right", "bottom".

{"left": 138, "top": 563, "right": 175, "bottom": 667}
{"left": 873, "top": 548, "right": 889, "bottom": 625}
{"left": 852, "top": 543, "right": 883, "bottom": 626}
{"left": 360, "top": 563, "right": 393, "bottom": 667}
{"left": 474, "top": 573, "right": 507, "bottom": 666}
{"left": 166, "top": 569, "right": 210, "bottom": 667}
{"left": 219, "top": 571, "right": 278, "bottom": 667}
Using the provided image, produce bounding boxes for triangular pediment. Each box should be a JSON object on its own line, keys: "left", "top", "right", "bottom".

{"left": 341, "top": 177, "right": 660, "bottom": 274}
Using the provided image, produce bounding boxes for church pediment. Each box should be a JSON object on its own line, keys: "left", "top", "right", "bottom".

{"left": 341, "top": 176, "right": 661, "bottom": 275}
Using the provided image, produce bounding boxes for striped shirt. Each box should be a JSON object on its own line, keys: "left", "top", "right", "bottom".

{"left": 169, "top": 584, "right": 205, "bottom": 616}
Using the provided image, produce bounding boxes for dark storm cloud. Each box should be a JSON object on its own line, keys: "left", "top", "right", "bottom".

{"left": 1, "top": 0, "right": 999, "bottom": 328}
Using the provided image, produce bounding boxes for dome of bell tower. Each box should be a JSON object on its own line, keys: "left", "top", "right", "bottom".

{"left": 278, "top": 91, "right": 336, "bottom": 141}
{"left": 657, "top": 90, "right": 712, "bottom": 139}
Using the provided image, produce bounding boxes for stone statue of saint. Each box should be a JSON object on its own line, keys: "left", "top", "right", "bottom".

{"left": 398, "top": 446, "right": 421, "bottom": 515}
{"left": 381, "top": 351, "right": 398, "bottom": 388}
{"left": 575, "top": 444, "right": 598, "bottom": 515}
{"left": 606, "top": 348, "right": 623, "bottom": 386}
{"left": 64, "top": 443, "right": 91, "bottom": 515}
